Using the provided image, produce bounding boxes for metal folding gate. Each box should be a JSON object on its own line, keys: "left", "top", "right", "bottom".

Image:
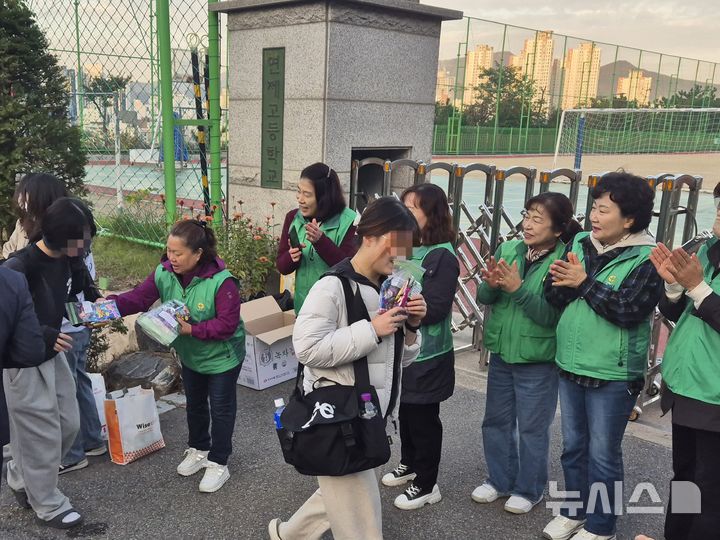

{"left": 351, "top": 158, "right": 707, "bottom": 417}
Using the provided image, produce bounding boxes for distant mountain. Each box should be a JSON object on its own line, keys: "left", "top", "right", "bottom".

{"left": 598, "top": 60, "right": 720, "bottom": 100}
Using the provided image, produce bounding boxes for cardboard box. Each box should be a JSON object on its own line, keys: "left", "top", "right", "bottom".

{"left": 237, "top": 296, "right": 298, "bottom": 390}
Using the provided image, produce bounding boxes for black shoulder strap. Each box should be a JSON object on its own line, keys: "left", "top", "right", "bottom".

{"left": 291, "top": 272, "right": 373, "bottom": 394}
{"left": 338, "top": 274, "right": 404, "bottom": 417}
{"left": 335, "top": 275, "right": 373, "bottom": 394}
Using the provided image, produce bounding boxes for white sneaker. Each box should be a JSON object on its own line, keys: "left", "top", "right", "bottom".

{"left": 471, "top": 482, "right": 506, "bottom": 503}
{"left": 570, "top": 529, "right": 616, "bottom": 540}
{"left": 85, "top": 445, "right": 107, "bottom": 457}
{"left": 542, "top": 515, "right": 587, "bottom": 540}
{"left": 393, "top": 484, "right": 442, "bottom": 510}
{"left": 504, "top": 495, "right": 543, "bottom": 514}
{"left": 268, "top": 518, "right": 283, "bottom": 540}
{"left": 199, "top": 461, "right": 230, "bottom": 492}
{"left": 176, "top": 448, "right": 208, "bottom": 477}
{"left": 381, "top": 463, "right": 417, "bottom": 487}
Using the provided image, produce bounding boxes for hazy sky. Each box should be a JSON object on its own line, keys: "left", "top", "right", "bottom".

{"left": 430, "top": 0, "right": 720, "bottom": 63}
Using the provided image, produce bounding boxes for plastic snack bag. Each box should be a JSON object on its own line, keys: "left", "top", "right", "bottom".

{"left": 137, "top": 300, "right": 190, "bottom": 346}
{"left": 378, "top": 259, "right": 425, "bottom": 313}
{"left": 66, "top": 299, "right": 122, "bottom": 327}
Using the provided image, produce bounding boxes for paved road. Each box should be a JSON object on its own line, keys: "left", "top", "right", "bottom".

{"left": 1, "top": 351, "right": 671, "bottom": 540}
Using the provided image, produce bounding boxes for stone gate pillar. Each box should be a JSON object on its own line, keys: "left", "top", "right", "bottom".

{"left": 211, "top": 0, "right": 463, "bottom": 220}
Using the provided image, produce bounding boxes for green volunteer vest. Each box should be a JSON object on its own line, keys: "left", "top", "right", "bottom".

{"left": 555, "top": 232, "right": 653, "bottom": 381}
{"left": 154, "top": 265, "right": 245, "bottom": 374}
{"left": 411, "top": 242, "right": 456, "bottom": 362}
{"left": 662, "top": 237, "right": 720, "bottom": 405}
{"left": 480, "top": 239, "right": 565, "bottom": 364}
{"left": 291, "top": 207, "right": 357, "bottom": 314}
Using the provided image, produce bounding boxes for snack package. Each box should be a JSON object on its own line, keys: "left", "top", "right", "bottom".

{"left": 378, "top": 259, "right": 425, "bottom": 313}
{"left": 66, "top": 299, "right": 122, "bottom": 327}
{"left": 136, "top": 300, "right": 190, "bottom": 346}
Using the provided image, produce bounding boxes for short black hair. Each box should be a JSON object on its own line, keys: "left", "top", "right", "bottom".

{"left": 590, "top": 172, "right": 655, "bottom": 233}
{"left": 299, "top": 162, "right": 346, "bottom": 221}
{"left": 41, "top": 197, "right": 94, "bottom": 251}
{"left": 15, "top": 173, "right": 68, "bottom": 242}
{"left": 714, "top": 182, "right": 720, "bottom": 198}
{"left": 356, "top": 197, "right": 417, "bottom": 240}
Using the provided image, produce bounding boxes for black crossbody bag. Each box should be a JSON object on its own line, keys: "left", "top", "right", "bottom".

{"left": 276, "top": 275, "right": 396, "bottom": 476}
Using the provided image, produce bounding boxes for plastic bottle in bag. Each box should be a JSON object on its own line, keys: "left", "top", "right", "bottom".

{"left": 359, "top": 393, "right": 377, "bottom": 420}
{"left": 274, "top": 398, "right": 286, "bottom": 429}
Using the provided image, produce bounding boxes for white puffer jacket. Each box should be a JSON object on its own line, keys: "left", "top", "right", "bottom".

{"left": 292, "top": 271, "right": 421, "bottom": 418}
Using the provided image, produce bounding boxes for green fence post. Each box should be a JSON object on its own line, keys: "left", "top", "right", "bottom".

{"left": 150, "top": 0, "right": 156, "bottom": 146}
{"left": 208, "top": 0, "right": 223, "bottom": 225}
{"left": 157, "top": 0, "right": 176, "bottom": 228}
{"left": 491, "top": 24, "right": 507, "bottom": 154}
{"left": 73, "top": 0, "right": 83, "bottom": 128}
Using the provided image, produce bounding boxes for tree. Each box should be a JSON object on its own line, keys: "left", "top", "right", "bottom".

{"left": 589, "top": 95, "right": 637, "bottom": 109}
{"left": 434, "top": 101, "right": 457, "bottom": 125}
{"left": 0, "top": 0, "right": 86, "bottom": 238}
{"left": 84, "top": 74, "right": 131, "bottom": 148}
{"left": 655, "top": 84, "right": 720, "bottom": 108}
{"left": 462, "top": 64, "right": 548, "bottom": 128}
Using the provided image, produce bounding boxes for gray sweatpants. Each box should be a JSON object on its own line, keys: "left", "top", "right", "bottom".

{"left": 4, "top": 354, "right": 80, "bottom": 520}
{"left": 279, "top": 468, "right": 383, "bottom": 540}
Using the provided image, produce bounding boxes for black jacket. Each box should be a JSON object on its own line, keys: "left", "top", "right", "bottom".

{"left": 401, "top": 247, "right": 460, "bottom": 404}
{"left": 2, "top": 244, "right": 100, "bottom": 361}
{"left": 0, "top": 267, "right": 46, "bottom": 446}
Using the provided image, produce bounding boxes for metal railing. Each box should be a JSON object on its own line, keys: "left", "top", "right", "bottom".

{"left": 351, "top": 157, "right": 707, "bottom": 416}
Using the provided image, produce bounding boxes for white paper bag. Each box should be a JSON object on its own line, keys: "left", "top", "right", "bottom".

{"left": 88, "top": 373, "right": 108, "bottom": 440}
{"left": 105, "top": 386, "right": 165, "bottom": 465}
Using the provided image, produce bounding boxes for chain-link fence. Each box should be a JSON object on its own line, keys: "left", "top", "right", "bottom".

{"left": 436, "top": 16, "right": 720, "bottom": 156}
{"left": 28, "top": 0, "right": 229, "bottom": 245}
{"left": 26, "top": 3, "right": 720, "bottom": 243}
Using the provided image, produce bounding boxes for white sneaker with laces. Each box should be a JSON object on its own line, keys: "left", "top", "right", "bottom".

{"left": 570, "top": 529, "right": 616, "bottom": 540}
{"left": 393, "top": 484, "right": 442, "bottom": 510}
{"left": 542, "top": 515, "right": 587, "bottom": 540}
{"left": 381, "top": 463, "right": 416, "bottom": 487}
{"left": 199, "top": 461, "right": 230, "bottom": 492}
{"left": 504, "top": 494, "right": 542, "bottom": 514}
{"left": 176, "top": 448, "right": 208, "bottom": 477}
{"left": 471, "top": 482, "right": 506, "bottom": 503}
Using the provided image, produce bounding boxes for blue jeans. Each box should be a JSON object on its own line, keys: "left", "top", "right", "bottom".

{"left": 482, "top": 354, "right": 559, "bottom": 502}
{"left": 62, "top": 328, "right": 104, "bottom": 466}
{"left": 182, "top": 363, "right": 241, "bottom": 466}
{"left": 558, "top": 377, "right": 639, "bottom": 536}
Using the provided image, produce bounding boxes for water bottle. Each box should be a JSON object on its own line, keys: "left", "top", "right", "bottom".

{"left": 359, "top": 393, "right": 377, "bottom": 420}
{"left": 274, "top": 398, "right": 286, "bottom": 429}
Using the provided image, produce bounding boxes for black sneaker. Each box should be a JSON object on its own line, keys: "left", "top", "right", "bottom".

{"left": 381, "top": 463, "right": 417, "bottom": 487}
{"left": 59, "top": 458, "right": 89, "bottom": 475}
{"left": 394, "top": 483, "right": 442, "bottom": 510}
{"left": 10, "top": 487, "right": 31, "bottom": 509}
